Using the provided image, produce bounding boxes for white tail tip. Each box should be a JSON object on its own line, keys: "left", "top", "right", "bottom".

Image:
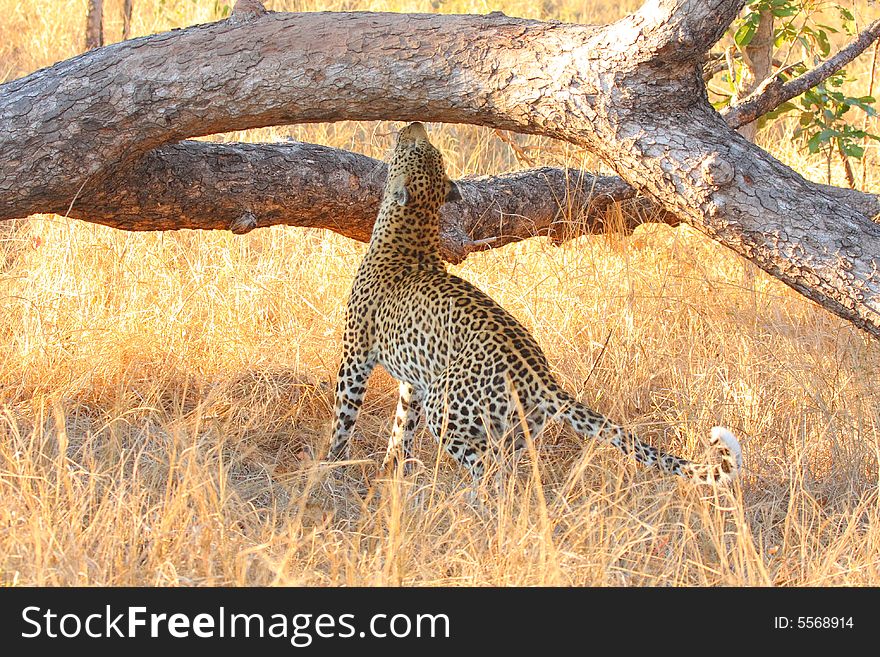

{"left": 710, "top": 426, "right": 742, "bottom": 476}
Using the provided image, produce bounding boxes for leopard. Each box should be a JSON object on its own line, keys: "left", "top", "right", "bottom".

{"left": 328, "top": 121, "right": 742, "bottom": 486}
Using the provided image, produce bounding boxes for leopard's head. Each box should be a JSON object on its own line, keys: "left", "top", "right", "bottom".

{"left": 384, "top": 122, "right": 461, "bottom": 212}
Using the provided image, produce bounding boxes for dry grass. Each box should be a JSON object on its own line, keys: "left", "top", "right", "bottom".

{"left": 1, "top": 0, "right": 879, "bottom": 586}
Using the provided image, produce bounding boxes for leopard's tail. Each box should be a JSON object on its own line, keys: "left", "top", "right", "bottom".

{"left": 543, "top": 389, "right": 741, "bottom": 485}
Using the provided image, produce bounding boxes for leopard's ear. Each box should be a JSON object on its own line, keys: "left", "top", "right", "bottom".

{"left": 389, "top": 177, "right": 411, "bottom": 207}
{"left": 445, "top": 180, "right": 461, "bottom": 203}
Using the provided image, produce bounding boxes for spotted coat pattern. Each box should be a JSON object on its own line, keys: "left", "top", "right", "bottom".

{"left": 329, "top": 122, "right": 741, "bottom": 484}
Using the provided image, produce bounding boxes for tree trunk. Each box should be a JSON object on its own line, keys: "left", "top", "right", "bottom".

{"left": 2, "top": 1, "right": 880, "bottom": 337}
{"left": 85, "top": 0, "right": 104, "bottom": 50}
{"left": 735, "top": 8, "right": 774, "bottom": 141}
{"left": 123, "top": 0, "right": 133, "bottom": 41}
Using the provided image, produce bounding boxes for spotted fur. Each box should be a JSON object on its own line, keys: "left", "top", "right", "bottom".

{"left": 329, "top": 122, "right": 742, "bottom": 485}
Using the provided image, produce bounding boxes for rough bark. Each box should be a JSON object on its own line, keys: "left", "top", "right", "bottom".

{"left": 0, "top": 11, "right": 599, "bottom": 218}
{"left": 53, "top": 139, "right": 676, "bottom": 261}
{"left": 2, "top": 1, "right": 880, "bottom": 337}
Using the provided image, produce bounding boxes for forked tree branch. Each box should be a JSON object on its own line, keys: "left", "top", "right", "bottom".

{"left": 2, "top": 1, "right": 880, "bottom": 337}
{"left": 13, "top": 5, "right": 877, "bottom": 255}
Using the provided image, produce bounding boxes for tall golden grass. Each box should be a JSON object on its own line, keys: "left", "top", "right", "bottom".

{"left": 0, "top": 0, "right": 878, "bottom": 586}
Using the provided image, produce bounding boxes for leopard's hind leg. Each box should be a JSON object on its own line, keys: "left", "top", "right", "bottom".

{"left": 382, "top": 381, "right": 422, "bottom": 475}
{"left": 421, "top": 361, "right": 547, "bottom": 485}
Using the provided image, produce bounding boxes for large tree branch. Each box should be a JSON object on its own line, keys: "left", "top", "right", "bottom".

{"left": 59, "top": 139, "right": 677, "bottom": 262}
{"left": 34, "top": 2, "right": 878, "bottom": 244}
{"left": 2, "top": 2, "right": 880, "bottom": 337}
{"left": 630, "top": 0, "right": 747, "bottom": 62}
{"left": 0, "top": 11, "right": 601, "bottom": 217}
{"left": 10, "top": 11, "right": 879, "bottom": 247}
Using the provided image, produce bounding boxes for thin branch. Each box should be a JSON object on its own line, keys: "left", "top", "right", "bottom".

{"left": 703, "top": 52, "right": 785, "bottom": 81}
{"left": 723, "top": 18, "right": 880, "bottom": 129}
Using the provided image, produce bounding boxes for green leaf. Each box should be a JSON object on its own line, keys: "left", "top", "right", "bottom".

{"left": 841, "top": 143, "right": 864, "bottom": 159}
{"left": 838, "top": 7, "right": 856, "bottom": 34}
{"left": 735, "top": 19, "right": 758, "bottom": 47}
{"left": 775, "top": 23, "right": 796, "bottom": 41}
{"left": 807, "top": 132, "right": 824, "bottom": 153}
{"left": 815, "top": 30, "right": 831, "bottom": 57}
{"left": 848, "top": 97, "right": 878, "bottom": 115}
{"left": 763, "top": 101, "right": 799, "bottom": 122}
